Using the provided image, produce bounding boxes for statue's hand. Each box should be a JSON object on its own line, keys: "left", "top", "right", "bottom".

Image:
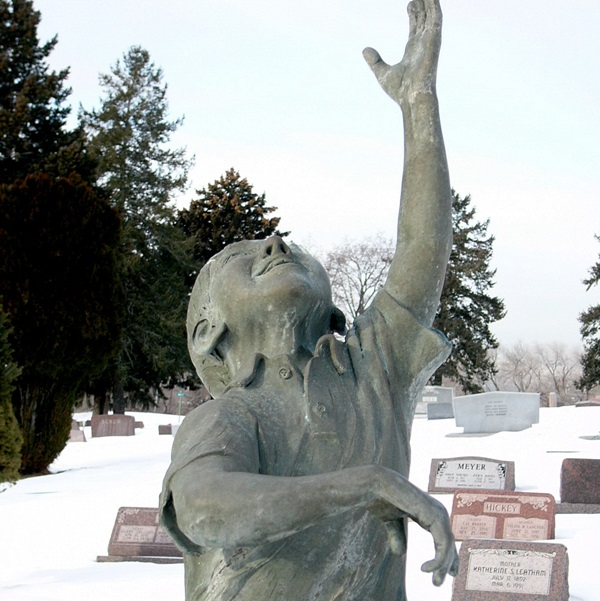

{"left": 363, "top": 0, "right": 442, "bottom": 106}
{"left": 415, "top": 495, "right": 460, "bottom": 586}
{"left": 367, "top": 466, "right": 458, "bottom": 586}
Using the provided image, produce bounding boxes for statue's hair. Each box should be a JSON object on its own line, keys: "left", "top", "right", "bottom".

{"left": 187, "top": 240, "right": 346, "bottom": 397}
{"left": 187, "top": 241, "right": 257, "bottom": 397}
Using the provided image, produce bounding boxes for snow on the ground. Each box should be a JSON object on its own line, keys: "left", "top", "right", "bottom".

{"left": 1, "top": 407, "right": 599, "bottom": 601}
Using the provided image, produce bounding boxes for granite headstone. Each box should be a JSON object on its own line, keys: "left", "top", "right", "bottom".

{"left": 428, "top": 457, "right": 515, "bottom": 494}
{"left": 452, "top": 539, "right": 569, "bottom": 601}
{"left": 416, "top": 385, "right": 454, "bottom": 414}
{"left": 427, "top": 402, "right": 454, "bottom": 420}
{"left": 557, "top": 458, "right": 600, "bottom": 514}
{"left": 97, "top": 507, "right": 182, "bottom": 563}
{"left": 91, "top": 415, "right": 135, "bottom": 437}
{"left": 453, "top": 392, "right": 540, "bottom": 434}
{"left": 450, "top": 490, "right": 555, "bottom": 541}
{"left": 68, "top": 419, "right": 86, "bottom": 443}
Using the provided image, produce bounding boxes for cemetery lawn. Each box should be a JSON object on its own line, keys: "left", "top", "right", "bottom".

{"left": 1, "top": 407, "right": 599, "bottom": 601}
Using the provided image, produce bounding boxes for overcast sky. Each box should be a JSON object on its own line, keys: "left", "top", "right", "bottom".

{"left": 35, "top": 0, "right": 600, "bottom": 349}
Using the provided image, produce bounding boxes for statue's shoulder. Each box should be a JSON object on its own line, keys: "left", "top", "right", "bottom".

{"left": 178, "top": 392, "right": 256, "bottom": 435}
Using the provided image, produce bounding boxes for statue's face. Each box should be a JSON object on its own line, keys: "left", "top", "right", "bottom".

{"left": 209, "top": 237, "right": 333, "bottom": 340}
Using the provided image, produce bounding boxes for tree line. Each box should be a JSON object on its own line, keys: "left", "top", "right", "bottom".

{"left": 0, "top": 0, "right": 282, "bottom": 479}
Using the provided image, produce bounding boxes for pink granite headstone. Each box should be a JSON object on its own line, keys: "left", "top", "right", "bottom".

{"left": 452, "top": 539, "right": 569, "bottom": 601}
{"left": 100, "top": 507, "right": 182, "bottom": 560}
{"left": 557, "top": 458, "right": 600, "bottom": 513}
{"left": 450, "top": 490, "right": 555, "bottom": 542}
{"left": 91, "top": 415, "right": 135, "bottom": 437}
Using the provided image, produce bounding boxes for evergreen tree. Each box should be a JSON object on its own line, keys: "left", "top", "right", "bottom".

{"left": 432, "top": 190, "right": 506, "bottom": 393}
{"left": 0, "top": 0, "right": 93, "bottom": 183}
{"left": 0, "top": 174, "right": 122, "bottom": 473}
{"left": 578, "top": 235, "right": 600, "bottom": 391}
{"left": 0, "top": 307, "right": 22, "bottom": 485}
{"left": 80, "top": 46, "right": 194, "bottom": 412}
{"left": 178, "top": 168, "right": 287, "bottom": 284}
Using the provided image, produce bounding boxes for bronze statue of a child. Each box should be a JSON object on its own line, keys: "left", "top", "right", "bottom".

{"left": 160, "top": 1, "right": 459, "bottom": 599}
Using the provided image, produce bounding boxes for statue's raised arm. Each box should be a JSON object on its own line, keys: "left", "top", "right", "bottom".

{"left": 364, "top": 0, "right": 452, "bottom": 325}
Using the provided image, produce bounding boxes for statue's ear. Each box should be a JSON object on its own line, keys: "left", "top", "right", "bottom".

{"left": 329, "top": 306, "right": 347, "bottom": 336}
{"left": 190, "top": 317, "right": 227, "bottom": 356}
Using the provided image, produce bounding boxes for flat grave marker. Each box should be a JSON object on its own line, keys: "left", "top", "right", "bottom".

{"left": 452, "top": 539, "right": 569, "bottom": 601}
{"left": 97, "top": 507, "right": 182, "bottom": 563}
{"left": 91, "top": 414, "right": 135, "bottom": 437}
{"left": 428, "top": 456, "right": 515, "bottom": 494}
{"left": 453, "top": 392, "right": 539, "bottom": 433}
{"left": 557, "top": 458, "right": 600, "bottom": 513}
{"left": 575, "top": 400, "right": 600, "bottom": 407}
{"left": 450, "top": 490, "right": 555, "bottom": 542}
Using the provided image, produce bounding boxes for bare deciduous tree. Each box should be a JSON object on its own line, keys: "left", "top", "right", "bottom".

{"left": 492, "top": 342, "right": 583, "bottom": 404}
{"left": 323, "top": 235, "right": 393, "bottom": 321}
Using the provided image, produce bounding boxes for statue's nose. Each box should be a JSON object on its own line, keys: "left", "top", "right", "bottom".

{"left": 261, "top": 236, "right": 290, "bottom": 258}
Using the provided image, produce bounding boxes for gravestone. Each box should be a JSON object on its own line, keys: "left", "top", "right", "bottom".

{"left": 68, "top": 419, "right": 86, "bottom": 443}
{"left": 135, "top": 421, "right": 144, "bottom": 429}
{"left": 91, "top": 414, "right": 135, "bottom": 437}
{"left": 97, "top": 507, "right": 182, "bottom": 563}
{"left": 547, "top": 392, "right": 557, "bottom": 408}
{"left": 158, "top": 424, "right": 172, "bottom": 435}
{"left": 452, "top": 539, "right": 569, "bottom": 601}
{"left": 450, "top": 490, "right": 555, "bottom": 541}
{"left": 575, "top": 400, "right": 600, "bottom": 407}
{"left": 426, "top": 402, "right": 454, "bottom": 420}
{"left": 453, "top": 392, "right": 540, "bottom": 433}
{"left": 428, "top": 456, "right": 515, "bottom": 494}
{"left": 416, "top": 385, "right": 454, "bottom": 414}
{"left": 556, "top": 458, "right": 600, "bottom": 513}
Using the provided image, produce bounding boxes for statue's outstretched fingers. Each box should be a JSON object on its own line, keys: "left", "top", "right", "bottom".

{"left": 407, "top": 1, "right": 418, "bottom": 37}
{"left": 423, "top": 0, "right": 443, "bottom": 30}
{"left": 412, "top": 0, "right": 426, "bottom": 32}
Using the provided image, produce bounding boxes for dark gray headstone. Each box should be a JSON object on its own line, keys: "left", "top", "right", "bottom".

{"left": 426, "top": 402, "right": 454, "bottom": 420}
{"left": 428, "top": 456, "right": 515, "bottom": 494}
{"left": 416, "top": 385, "right": 454, "bottom": 414}
{"left": 453, "top": 392, "right": 539, "bottom": 433}
{"left": 91, "top": 415, "right": 135, "bottom": 437}
{"left": 452, "top": 539, "right": 569, "bottom": 601}
{"left": 158, "top": 424, "right": 172, "bottom": 435}
{"left": 450, "top": 490, "right": 555, "bottom": 541}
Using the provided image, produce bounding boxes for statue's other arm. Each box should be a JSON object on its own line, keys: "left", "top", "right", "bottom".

{"left": 169, "top": 451, "right": 458, "bottom": 585}
{"left": 364, "top": 0, "right": 452, "bottom": 326}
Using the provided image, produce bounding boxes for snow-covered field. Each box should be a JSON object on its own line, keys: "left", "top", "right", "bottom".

{"left": 1, "top": 406, "right": 599, "bottom": 601}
